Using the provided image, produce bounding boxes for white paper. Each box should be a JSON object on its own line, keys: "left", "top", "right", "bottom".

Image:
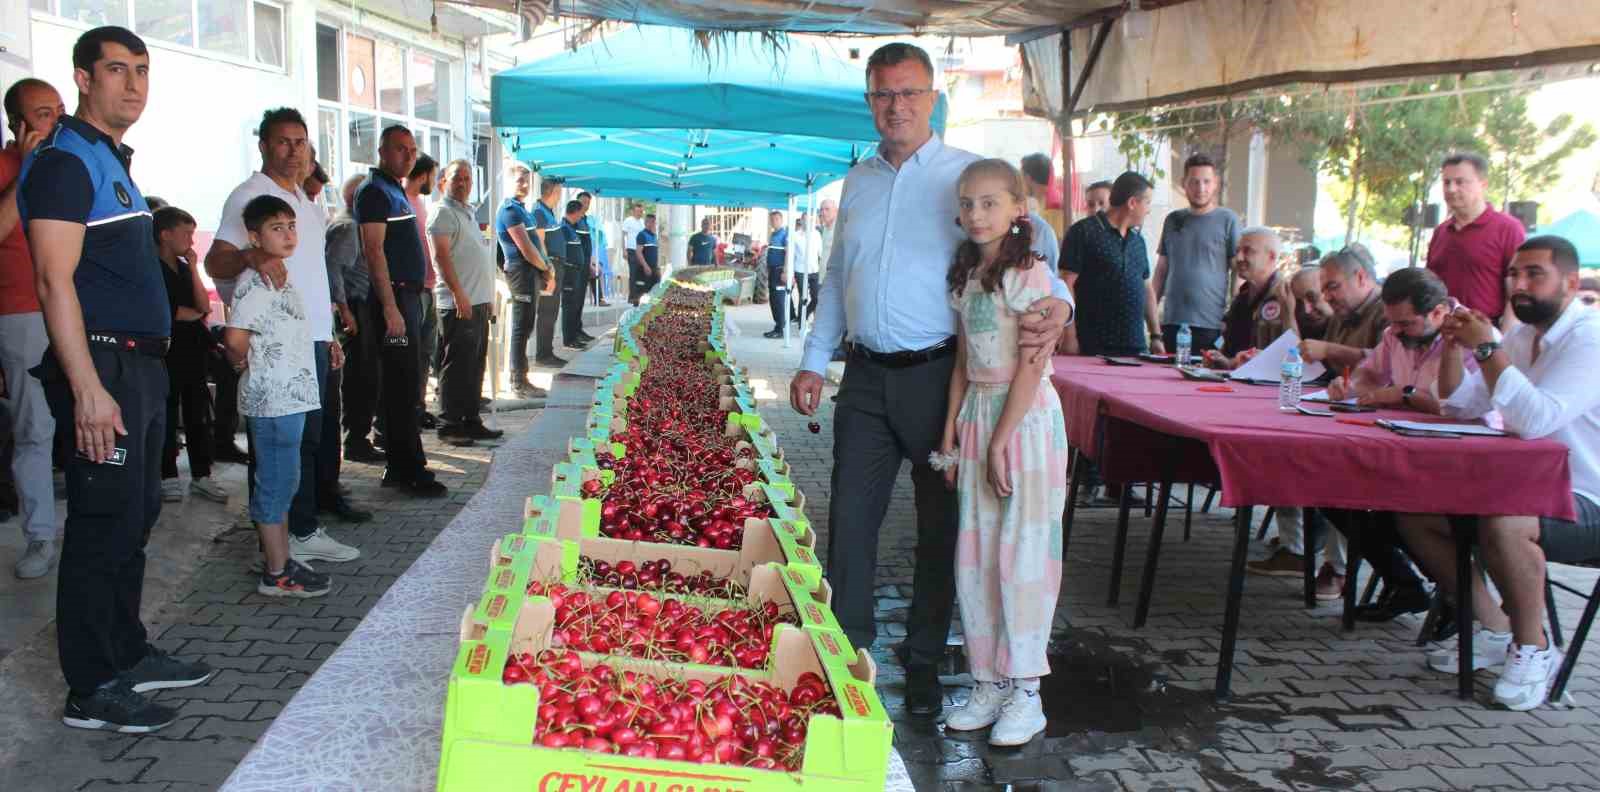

{"left": 1302, "top": 389, "right": 1358, "bottom": 405}
{"left": 1228, "top": 330, "right": 1327, "bottom": 384}
{"left": 1380, "top": 419, "right": 1508, "bottom": 437}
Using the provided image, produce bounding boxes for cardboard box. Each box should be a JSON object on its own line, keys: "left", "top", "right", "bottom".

{"left": 441, "top": 601, "right": 891, "bottom": 792}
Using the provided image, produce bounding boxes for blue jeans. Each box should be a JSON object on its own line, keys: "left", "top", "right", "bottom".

{"left": 248, "top": 412, "right": 306, "bottom": 525}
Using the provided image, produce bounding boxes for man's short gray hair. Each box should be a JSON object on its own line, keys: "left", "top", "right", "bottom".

{"left": 445, "top": 158, "right": 473, "bottom": 178}
{"left": 1323, "top": 243, "right": 1377, "bottom": 279}
{"left": 1240, "top": 226, "right": 1283, "bottom": 257}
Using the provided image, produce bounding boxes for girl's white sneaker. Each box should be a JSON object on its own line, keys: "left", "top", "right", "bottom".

{"left": 945, "top": 681, "right": 1009, "bottom": 732}
{"left": 988, "top": 687, "right": 1046, "bottom": 746}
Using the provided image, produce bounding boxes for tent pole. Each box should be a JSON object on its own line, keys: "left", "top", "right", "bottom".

{"left": 801, "top": 184, "right": 815, "bottom": 339}
{"left": 783, "top": 194, "right": 796, "bottom": 349}
{"left": 1060, "top": 28, "right": 1075, "bottom": 227}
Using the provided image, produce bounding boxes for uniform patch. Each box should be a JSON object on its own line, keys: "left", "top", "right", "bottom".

{"left": 1260, "top": 300, "right": 1282, "bottom": 322}
{"left": 113, "top": 181, "right": 132, "bottom": 207}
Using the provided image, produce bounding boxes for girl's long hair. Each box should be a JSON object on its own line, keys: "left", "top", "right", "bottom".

{"left": 948, "top": 159, "right": 1041, "bottom": 298}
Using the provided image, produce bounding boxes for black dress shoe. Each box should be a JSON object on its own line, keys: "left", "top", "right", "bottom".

{"left": 1353, "top": 585, "right": 1432, "bottom": 623}
{"left": 462, "top": 422, "right": 505, "bottom": 440}
{"left": 213, "top": 444, "right": 250, "bottom": 464}
{"left": 418, "top": 411, "right": 440, "bottom": 430}
{"left": 577, "top": 332, "right": 598, "bottom": 343}
{"left": 762, "top": 330, "right": 783, "bottom": 339}
{"left": 343, "top": 443, "right": 386, "bottom": 464}
{"left": 903, "top": 664, "right": 944, "bottom": 717}
{"left": 381, "top": 471, "right": 448, "bottom": 497}
{"left": 318, "top": 498, "right": 373, "bottom": 523}
{"left": 535, "top": 354, "right": 567, "bottom": 367}
{"left": 563, "top": 341, "right": 588, "bottom": 350}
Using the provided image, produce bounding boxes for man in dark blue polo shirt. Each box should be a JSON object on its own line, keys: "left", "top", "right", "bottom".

{"left": 559, "top": 199, "right": 592, "bottom": 350}
{"left": 688, "top": 218, "right": 718, "bottom": 266}
{"left": 1061, "top": 171, "right": 1165, "bottom": 357}
{"left": 575, "top": 191, "right": 607, "bottom": 316}
{"left": 493, "top": 163, "right": 548, "bottom": 397}
{"left": 528, "top": 177, "right": 566, "bottom": 367}
{"left": 355, "top": 125, "right": 445, "bottom": 497}
{"left": 633, "top": 215, "right": 660, "bottom": 304}
{"left": 20, "top": 25, "right": 213, "bottom": 733}
{"left": 763, "top": 209, "right": 789, "bottom": 339}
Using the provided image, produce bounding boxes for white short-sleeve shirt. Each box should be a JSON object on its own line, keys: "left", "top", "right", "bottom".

{"left": 214, "top": 172, "right": 334, "bottom": 342}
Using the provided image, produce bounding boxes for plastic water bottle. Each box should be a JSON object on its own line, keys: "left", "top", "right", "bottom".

{"left": 1175, "top": 324, "right": 1192, "bottom": 367}
{"left": 1279, "top": 345, "right": 1303, "bottom": 412}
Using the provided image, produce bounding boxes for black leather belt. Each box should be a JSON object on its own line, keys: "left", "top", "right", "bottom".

{"left": 88, "top": 332, "right": 170, "bottom": 358}
{"left": 848, "top": 337, "right": 956, "bottom": 369}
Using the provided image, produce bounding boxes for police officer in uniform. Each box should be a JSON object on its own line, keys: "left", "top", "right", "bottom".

{"left": 573, "top": 192, "right": 601, "bottom": 337}
{"left": 763, "top": 209, "right": 789, "bottom": 339}
{"left": 633, "top": 214, "right": 661, "bottom": 304}
{"left": 493, "top": 163, "right": 549, "bottom": 398}
{"left": 354, "top": 125, "right": 447, "bottom": 498}
{"left": 21, "top": 26, "right": 213, "bottom": 733}
{"left": 559, "top": 200, "right": 591, "bottom": 350}
{"left": 529, "top": 177, "right": 565, "bottom": 367}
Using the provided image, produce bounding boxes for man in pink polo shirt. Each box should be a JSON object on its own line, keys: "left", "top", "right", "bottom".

{"left": 1426, "top": 152, "right": 1525, "bottom": 328}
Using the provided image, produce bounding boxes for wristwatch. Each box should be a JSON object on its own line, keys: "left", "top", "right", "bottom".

{"left": 1401, "top": 385, "right": 1416, "bottom": 407}
{"left": 1473, "top": 340, "right": 1501, "bottom": 363}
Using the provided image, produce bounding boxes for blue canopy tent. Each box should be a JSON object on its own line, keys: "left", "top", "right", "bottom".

{"left": 491, "top": 24, "right": 946, "bottom": 206}
{"left": 1539, "top": 209, "right": 1600, "bottom": 269}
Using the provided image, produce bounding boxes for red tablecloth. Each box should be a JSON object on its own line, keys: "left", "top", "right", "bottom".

{"left": 1050, "top": 355, "right": 1577, "bottom": 520}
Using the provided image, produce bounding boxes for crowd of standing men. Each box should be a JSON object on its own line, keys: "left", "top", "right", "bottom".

{"left": 0, "top": 24, "right": 620, "bottom": 733}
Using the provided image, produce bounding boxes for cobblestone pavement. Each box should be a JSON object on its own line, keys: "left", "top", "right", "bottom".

{"left": 0, "top": 406, "right": 539, "bottom": 792}
{"left": 719, "top": 304, "right": 1600, "bottom": 792}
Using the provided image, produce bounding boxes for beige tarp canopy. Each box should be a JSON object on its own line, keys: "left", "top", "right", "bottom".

{"left": 452, "top": 0, "right": 1600, "bottom": 116}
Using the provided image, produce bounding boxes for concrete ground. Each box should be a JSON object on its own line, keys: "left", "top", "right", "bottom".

{"left": 2, "top": 300, "right": 1597, "bottom": 791}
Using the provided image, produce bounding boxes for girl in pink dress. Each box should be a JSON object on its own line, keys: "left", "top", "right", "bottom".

{"left": 933, "top": 159, "right": 1069, "bottom": 746}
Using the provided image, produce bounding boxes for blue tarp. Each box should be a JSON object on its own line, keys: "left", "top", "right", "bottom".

{"left": 491, "top": 25, "right": 941, "bottom": 207}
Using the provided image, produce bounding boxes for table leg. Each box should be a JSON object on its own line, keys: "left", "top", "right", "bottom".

{"left": 1134, "top": 474, "right": 1175, "bottom": 629}
{"left": 1183, "top": 482, "right": 1194, "bottom": 542}
{"left": 1216, "top": 503, "right": 1253, "bottom": 700}
{"left": 1107, "top": 484, "right": 1135, "bottom": 606}
{"left": 1452, "top": 516, "right": 1477, "bottom": 700}
{"left": 1063, "top": 447, "right": 1084, "bottom": 563}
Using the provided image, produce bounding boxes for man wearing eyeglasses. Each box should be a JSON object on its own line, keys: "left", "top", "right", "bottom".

{"left": 1299, "top": 244, "right": 1388, "bottom": 371}
{"left": 790, "top": 42, "right": 1075, "bottom": 720}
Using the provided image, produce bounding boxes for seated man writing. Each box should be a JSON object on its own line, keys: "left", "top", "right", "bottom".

{"left": 1397, "top": 235, "right": 1600, "bottom": 711}
{"left": 1321, "top": 267, "right": 1483, "bottom": 624}
{"left": 1299, "top": 244, "right": 1388, "bottom": 370}
{"left": 1201, "top": 227, "right": 1288, "bottom": 370}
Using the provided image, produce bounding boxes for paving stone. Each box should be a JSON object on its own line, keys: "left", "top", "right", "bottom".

{"left": 1361, "top": 766, "right": 1451, "bottom": 791}
{"left": 1506, "top": 763, "right": 1600, "bottom": 789}
{"left": 1440, "top": 743, "right": 1538, "bottom": 767}
{"left": 1432, "top": 764, "right": 1523, "bottom": 790}
{"left": 1366, "top": 747, "right": 1461, "bottom": 770}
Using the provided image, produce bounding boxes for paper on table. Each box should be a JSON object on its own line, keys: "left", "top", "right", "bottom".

{"left": 1379, "top": 419, "right": 1509, "bottom": 437}
{"left": 1302, "top": 389, "right": 1359, "bottom": 405}
{"left": 1228, "top": 330, "right": 1327, "bottom": 384}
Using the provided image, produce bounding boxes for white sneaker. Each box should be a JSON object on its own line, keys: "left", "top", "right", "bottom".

{"left": 14, "top": 540, "right": 55, "bottom": 579}
{"left": 1494, "top": 638, "right": 1562, "bottom": 711}
{"left": 1424, "top": 628, "right": 1512, "bottom": 673}
{"left": 988, "top": 687, "right": 1046, "bottom": 746}
{"left": 189, "top": 477, "right": 230, "bottom": 504}
{"left": 289, "top": 527, "right": 361, "bottom": 563}
{"left": 160, "top": 479, "right": 184, "bottom": 503}
{"left": 945, "top": 681, "right": 1009, "bottom": 731}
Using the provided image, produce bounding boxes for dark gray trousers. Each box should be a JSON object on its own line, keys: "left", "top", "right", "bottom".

{"left": 826, "top": 351, "right": 958, "bottom": 666}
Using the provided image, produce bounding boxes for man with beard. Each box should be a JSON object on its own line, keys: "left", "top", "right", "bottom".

{"left": 1153, "top": 153, "right": 1241, "bottom": 354}
{"left": 1426, "top": 152, "right": 1525, "bottom": 328}
{"left": 1398, "top": 235, "right": 1600, "bottom": 711}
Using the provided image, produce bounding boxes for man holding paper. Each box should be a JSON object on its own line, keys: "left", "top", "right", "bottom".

{"left": 1202, "top": 227, "right": 1288, "bottom": 370}
{"left": 1398, "top": 235, "right": 1600, "bottom": 711}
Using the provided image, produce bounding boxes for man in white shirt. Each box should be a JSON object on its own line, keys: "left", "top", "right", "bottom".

{"left": 787, "top": 214, "right": 823, "bottom": 323}
{"left": 206, "top": 107, "right": 359, "bottom": 567}
{"left": 1398, "top": 235, "right": 1600, "bottom": 711}
{"left": 789, "top": 42, "right": 1073, "bottom": 724}
{"left": 619, "top": 203, "right": 645, "bottom": 298}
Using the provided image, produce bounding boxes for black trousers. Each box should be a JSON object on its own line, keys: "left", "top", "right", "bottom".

{"left": 1323, "top": 509, "right": 1429, "bottom": 591}
{"left": 162, "top": 353, "right": 213, "bottom": 480}
{"left": 381, "top": 290, "right": 428, "bottom": 481}
{"left": 628, "top": 259, "right": 656, "bottom": 305}
{"left": 438, "top": 305, "right": 489, "bottom": 424}
{"left": 208, "top": 335, "right": 240, "bottom": 450}
{"left": 342, "top": 296, "right": 382, "bottom": 448}
{"left": 790, "top": 273, "right": 819, "bottom": 321}
{"left": 36, "top": 344, "right": 165, "bottom": 695}
{"left": 561, "top": 262, "right": 588, "bottom": 344}
{"left": 316, "top": 359, "right": 342, "bottom": 502}
{"left": 827, "top": 352, "right": 959, "bottom": 666}
{"left": 767, "top": 265, "right": 788, "bottom": 331}
{"left": 536, "top": 291, "right": 561, "bottom": 360}
{"left": 509, "top": 294, "right": 536, "bottom": 377}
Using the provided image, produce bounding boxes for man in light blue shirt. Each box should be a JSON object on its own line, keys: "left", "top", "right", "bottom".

{"left": 790, "top": 42, "right": 1073, "bottom": 720}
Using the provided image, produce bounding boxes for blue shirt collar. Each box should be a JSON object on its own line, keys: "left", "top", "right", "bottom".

{"left": 59, "top": 115, "right": 135, "bottom": 165}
